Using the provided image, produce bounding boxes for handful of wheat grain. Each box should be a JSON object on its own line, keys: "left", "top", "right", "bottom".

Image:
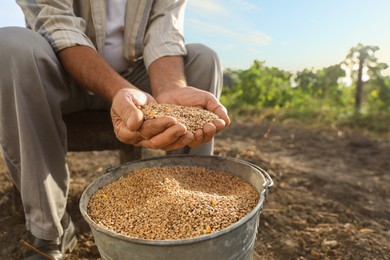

{"left": 141, "top": 103, "right": 219, "bottom": 133}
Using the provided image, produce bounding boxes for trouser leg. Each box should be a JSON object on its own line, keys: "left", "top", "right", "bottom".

{"left": 125, "top": 43, "right": 223, "bottom": 155}
{"left": 0, "top": 27, "right": 98, "bottom": 240}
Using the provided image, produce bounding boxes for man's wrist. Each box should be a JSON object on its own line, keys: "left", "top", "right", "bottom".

{"left": 149, "top": 56, "right": 187, "bottom": 98}
{"left": 109, "top": 83, "right": 139, "bottom": 102}
{"left": 153, "top": 81, "right": 187, "bottom": 99}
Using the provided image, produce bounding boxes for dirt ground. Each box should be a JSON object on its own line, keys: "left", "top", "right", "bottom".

{"left": 0, "top": 118, "right": 389, "bottom": 260}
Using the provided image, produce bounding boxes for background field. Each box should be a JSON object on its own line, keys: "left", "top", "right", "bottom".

{"left": 1, "top": 114, "right": 389, "bottom": 259}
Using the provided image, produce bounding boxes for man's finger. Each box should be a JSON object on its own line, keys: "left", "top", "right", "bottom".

{"left": 159, "top": 132, "right": 195, "bottom": 151}
{"left": 139, "top": 126, "right": 192, "bottom": 150}
{"left": 138, "top": 116, "right": 180, "bottom": 139}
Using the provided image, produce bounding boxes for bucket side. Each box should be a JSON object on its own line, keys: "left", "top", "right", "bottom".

{"left": 91, "top": 210, "right": 260, "bottom": 260}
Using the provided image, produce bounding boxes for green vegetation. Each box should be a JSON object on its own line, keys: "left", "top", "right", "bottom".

{"left": 221, "top": 43, "right": 390, "bottom": 136}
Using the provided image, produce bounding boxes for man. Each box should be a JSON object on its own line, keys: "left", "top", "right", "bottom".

{"left": 0, "top": 0, "right": 230, "bottom": 259}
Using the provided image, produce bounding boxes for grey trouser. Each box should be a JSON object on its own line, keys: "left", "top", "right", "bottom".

{"left": 0, "top": 27, "right": 222, "bottom": 240}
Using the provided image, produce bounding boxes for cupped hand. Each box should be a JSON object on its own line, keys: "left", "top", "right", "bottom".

{"left": 110, "top": 88, "right": 196, "bottom": 150}
{"left": 154, "top": 86, "right": 230, "bottom": 147}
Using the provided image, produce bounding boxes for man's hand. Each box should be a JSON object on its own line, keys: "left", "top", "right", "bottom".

{"left": 154, "top": 86, "right": 230, "bottom": 147}
{"left": 149, "top": 56, "right": 231, "bottom": 148}
{"left": 110, "top": 88, "right": 195, "bottom": 150}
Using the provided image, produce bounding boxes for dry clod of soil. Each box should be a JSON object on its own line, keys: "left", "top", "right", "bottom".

{"left": 88, "top": 166, "right": 259, "bottom": 240}
{"left": 141, "top": 103, "right": 219, "bottom": 133}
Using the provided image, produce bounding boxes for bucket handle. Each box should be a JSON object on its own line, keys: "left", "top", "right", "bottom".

{"left": 245, "top": 162, "right": 274, "bottom": 188}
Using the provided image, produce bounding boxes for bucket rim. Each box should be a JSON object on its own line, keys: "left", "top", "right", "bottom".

{"left": 80, "top": 155, "right": 272, "bottom": 246}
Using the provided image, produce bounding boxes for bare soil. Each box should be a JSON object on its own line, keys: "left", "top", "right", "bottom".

{"left": 1, "top": 118, "right": 389, "bottom": 260}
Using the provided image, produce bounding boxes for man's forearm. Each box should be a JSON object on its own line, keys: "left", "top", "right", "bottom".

{"left": 148, "top": 56, "right": 187, "bottom": 98}
{"left": 57, "top": 45, "right": 135, "bottom": 101}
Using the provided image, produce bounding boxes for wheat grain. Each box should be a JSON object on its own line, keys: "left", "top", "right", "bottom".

{"left": 88, "top": 166, "right": 259, "bottom": 240}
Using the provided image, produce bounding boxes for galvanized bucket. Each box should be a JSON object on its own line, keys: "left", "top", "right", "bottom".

{"left": 80, "top": 155, "right": 273, "bottom": 260}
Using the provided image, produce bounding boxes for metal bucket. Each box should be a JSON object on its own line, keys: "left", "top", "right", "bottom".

{"left": 80, "top": 155, "right": 273, "bottom": 260}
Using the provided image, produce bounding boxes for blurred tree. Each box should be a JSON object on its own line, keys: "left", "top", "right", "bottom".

{"left": 238, "top": 60, "right": 292, "bottom": 108}
{"left": 317, "top": 64, "right": 346, "bottom": 104}
{"left": 366, "top": 75, "right": 390, "bottom": 113}
{"left": 223, "top": 69, "right": 236, "bottom": 88}
{"left": 344, "top": 43, "right": 388, "bottom": 114}
{"left": 294, "top": 68, "right": 319, "bottom": 95}
{"left": 220, "top": 60, "right": 293, "bottom": 110}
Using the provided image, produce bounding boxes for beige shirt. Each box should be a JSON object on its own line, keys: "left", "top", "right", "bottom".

{"left": 16, "top": 0, "right": 187, "bottom": 69}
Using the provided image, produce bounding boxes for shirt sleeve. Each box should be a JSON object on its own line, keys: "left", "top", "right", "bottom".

{"left": 143, "top": 0, "right": 187, "bottom": 69}
{"left": 16, "top": 0, "right": 96, "bottom": 52}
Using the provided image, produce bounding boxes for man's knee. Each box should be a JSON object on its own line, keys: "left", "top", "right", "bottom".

{"left": 0, "top": 27, "right": 54, "bottom": 64}
{"left": 1, "top": 27, "right": 34, "bottom": 53}
{"left": 184, "top": 43, "right": 222, "bottom": 94}
{"left": 185, "top": 43, "right": 221, "bottom": 71}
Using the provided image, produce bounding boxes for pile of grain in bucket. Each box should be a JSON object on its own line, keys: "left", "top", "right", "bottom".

{"left": 141, "top": 103, "right": 219, "bottom": 133}
{"left": 87, "top": 166, "right": 259, "bottom": 240}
